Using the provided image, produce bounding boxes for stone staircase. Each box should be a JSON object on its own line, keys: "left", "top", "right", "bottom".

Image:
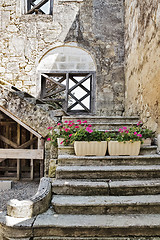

{"left": 1, "top": 116, "right": 160, "bottom": 240}
{"left": 45, "top": 116, "right": 160, "bottom": 239}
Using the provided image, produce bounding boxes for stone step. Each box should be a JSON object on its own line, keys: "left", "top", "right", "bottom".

{"left": 74, "top": 122, "right": 137, "bottom": 130}
{"left": 56, "top": 165, "right": 160, "bottom": 180}
{"left": 58, "top": 154, "right": 160, "bottom": 166}
{"left": 52, "top": 194, "right": 160, "bottom": 215}
{"left": 32, "top": 211, "right": 160, "bottom": 238}
{"left": 52, "top": 179, "right": 160, "bottom": 196}
{"left": 62, "top": 116, "right": 139, "bottom": 124}
{"left": 33, "top": 237, "right": 160, "bottom": 240}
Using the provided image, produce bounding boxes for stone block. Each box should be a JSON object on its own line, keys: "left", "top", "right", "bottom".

{"left": 0, "top": 180, "right": 12, "bottom": 190}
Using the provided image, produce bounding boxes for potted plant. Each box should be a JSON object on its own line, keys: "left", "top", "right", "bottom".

{"left": 47, "top": 120, "right": 78, "bottom": 147}
{"left": 132, "top": 121, "right": 155, "bottom": 146}
{"left": 70, "top": 125, "right": 109, "bottom": 156}
{"left": 108, "top": 126, "right": 143, "bottom": 156}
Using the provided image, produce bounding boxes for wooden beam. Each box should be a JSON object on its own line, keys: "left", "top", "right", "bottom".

{"left": 27, "top": 0, "right": 49, "bottom": 14}
{"left": 30, "top": 133, "right": 34, "bottom": 181}
{"left": 68, "top": 92, "right": 90, "bottom": 110}
{"left": 0, "top": 135, "right": 18, "bottom": 148}
{"left": 42, "top": 74, "right": 66, "bottom": 89}
{"left": 68, "top": 74, "right": 91, "bottom": 93}
{"left": 17, "top": 137, "right": 37, "bottom": 149}
{"left": 0, "top": 106, "right": 43, "bottom": 139}
{"left": 0, "top": 149, "right": 44, "bottom": 159}
{"left": 68, "top": 92, "right": 90, "bottom": 112}
{"left": 69, "top": 76, "right": 90, "bottom": 94}
{"left": 17, "top": 124, "right": 21, "bottom": 180}
{"left": 44, "top": 87, "right": 65, "bottom": 98}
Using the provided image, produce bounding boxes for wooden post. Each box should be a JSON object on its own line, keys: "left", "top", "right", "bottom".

{"left": 30, "top": 133, "right": 34, "bottom": 180}
{"left": 17, "top": 124, "right": 21, "bottom": 180}
{"left": 38, "top": 138, "right": 44, "bottom": 178}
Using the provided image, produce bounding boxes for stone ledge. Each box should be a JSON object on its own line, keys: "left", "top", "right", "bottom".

{"left": 7, "top": 177, "right": 52, "bottom": 218}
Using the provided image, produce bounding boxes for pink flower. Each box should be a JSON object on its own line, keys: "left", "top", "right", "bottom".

{"left": 125, "top": 130, "right": 129, "bottom": 133}
{"left": 123, "top": 127, "right": 127, "bottom": 130}
{"left": 69, "top": 120, "right": 73, "bottom": 123}
{"left": 75, "top": 126, "right": 79, "bottom": 129}
{"left": 86, "top": 127, "right": 93, "bottom": 133}
{"left": 82, "top": 120, "right": 88, "bottom": 123}
{"left": 47, "top": 138, "right": 51, "bottom": 141}
{"left": 137, "top": 121, "right": 142, "bottom": 126}
{"left": 57, "top": 123, "right": 61, "bottom": 126}
{"left": 69, "top": 134, "right": 72, "bottom": 137}
{"left": 60, "top": 141, "right": 63, "bottom": 144}
{"left": 119, "top": 128, "right": 122, "bottom": 132}
{"left": 77, "top": 120, "right": 81, "bottom": 124}
{"left": 105, "top": 130, "right": 108, "bottom": 132}
{"left": 88, "top": 125, "right": 92, "bottom": 127}
{"left": 64, "top": 128, "right": 70, "bottom": 132}
{"left": 47, "top": 127, "right": 50, "bottom": 129}
{"left": 134, "top": 132, "right": 137, "bottom": 135}
{"left": 137, "top": 134, "right": 142, "bottom": 137}
{"left": 64, "top": 121, "right": 68, "bottom": 123}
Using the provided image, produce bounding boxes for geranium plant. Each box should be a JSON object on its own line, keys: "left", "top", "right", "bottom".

{"left": 108, "top": 126, "right": 143, "bottom": 143}
{"left": 70, "top": 126, "right": 109, "bottom": 142}
{"left": 47, "top": 119, "right": 109, "bottom": 146}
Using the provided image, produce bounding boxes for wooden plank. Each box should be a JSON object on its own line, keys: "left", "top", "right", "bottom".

{"left": 17, "top": 137, "right": 37, "bottom": 149}
{"left": 44, "top": 87, "right": 65, "bottom": 98}
{"left": 42, "top": 74, "right": 66, "bottom": 89}
{"left": 68, "top": 92, "right": 90, "bottom": 112}
{"left": 0, "top": 135, "right": 18, "bottom": 148}
{"left": 69, "top": 76, "right": 90, "bottom": 94}
{"left": 50, "top": 0, "right": 53, "bottom": 15}
{"left": 0, "top": 106, "right": 43, "bottom": 139}
{"left": 68, "top": 74, "right": 91, "bottom": 93}
{"left": 68, "top": 92, "right": 90, "bottom": 110}
{"left": 27, "top": 0, "right": 49, "bottom": 14}
{"left": 17, "top": 124, "right": 21, "bottom": 180}
{"left": 0, "top": 149, "right": 44, "bottom": 159}
{"left": 30, "top": 133, "right": 34, "bottom": 180}
{"left": 0, "top": 122, "right": 15, "bottom": 125}
{"left": 65, "top": 73, "right": 69, "bottom": 112}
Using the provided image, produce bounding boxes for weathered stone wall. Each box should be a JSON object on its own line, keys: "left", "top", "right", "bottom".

{"left": 125, "top": 0, "right": 160, "bottom": 132}
{"left": 0, "top": 0, "right": 125, "bottom": 116}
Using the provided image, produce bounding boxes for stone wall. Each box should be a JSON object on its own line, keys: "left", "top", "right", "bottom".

{"left": 125, "top": 0, "right": 160, "bottom": 133}
{"left": 0, "top": 0, "right": 125, "bottom": 116}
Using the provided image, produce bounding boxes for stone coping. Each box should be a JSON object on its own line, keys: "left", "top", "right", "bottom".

{"left": 7, "top": 177, "right": 52, "bottom": 218}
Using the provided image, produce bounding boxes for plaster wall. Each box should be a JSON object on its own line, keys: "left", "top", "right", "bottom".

{"left": 0, "top": 0, "right": 125, "bottom": 116}
{"left": 125, "top": 0, "right": 160, "bottom": 132}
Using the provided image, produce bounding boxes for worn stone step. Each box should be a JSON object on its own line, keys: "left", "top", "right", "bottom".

{"left": 32, "top": 211, "right": 160, "bottom": 237}
{"left": 52, "top": 195, "right": 160, "bottom": 215}
{"left": 33, "top": 237, "right": 160, "bottom": 240}
{"left": 140, "top": 145, "right": 157, "bottom": 155}
{"left": 78, "top": 122, "right": 137, "bottom": 130}
{"left": 52, "top": 179, "right": 110, "bottom": 195}
{"left": 56, "top": 165, "right": 160, "bottom": 180}
{"left": 62, "top": 116, "right": 139, "bottom": 124}
{"left": 52, "top": 179, "right": 160, "bottom": 196}
{"left": 58, "top": 154, "right": 160, "bottom": 166}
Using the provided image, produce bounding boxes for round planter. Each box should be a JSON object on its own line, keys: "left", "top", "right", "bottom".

{"left": 74, "top": 141, "right": 107, "bottom": 156}
{"left": 108, "top": 141, "right": 141, "bottom": 156}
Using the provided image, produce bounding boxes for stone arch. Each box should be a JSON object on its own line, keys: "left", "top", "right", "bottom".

{"left": 37, "top": 44, "right": 96, "bottom": 72}
{"left": 36, "top": 45, "right": 96, "bottom": 114}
